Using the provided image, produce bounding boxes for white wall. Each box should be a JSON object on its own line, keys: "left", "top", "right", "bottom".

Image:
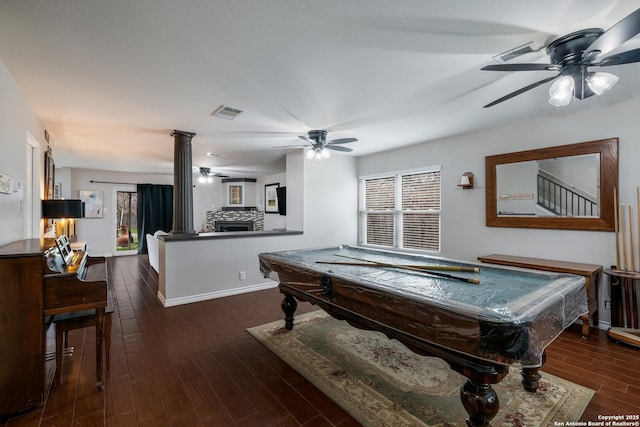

{"left": 193, "top": 179, "right": 220, "bottom": 231}
{"left": 0, "top": 58, "right": 47, "bottom": 246}
{"left": 286, "top": 150, "right": 304, "bottom": 231}
{"left": 65, "top": 168, "right": 172, "bottom": 255}
{"left": 359, "top": 96, "right": 640, "bottom": 327}
{"left": 302, "top": 153, "right": 358, "bottom": 244}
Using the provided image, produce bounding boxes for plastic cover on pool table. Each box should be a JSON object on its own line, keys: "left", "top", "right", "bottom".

{"left": 259, "top": 245, "right": 589, "bottom": 367}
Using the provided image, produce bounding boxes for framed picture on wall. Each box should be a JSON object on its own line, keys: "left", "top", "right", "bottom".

{"left": 79, "top": 190, "right": 104, "bottom": 218}
{"left": 44, "top": 146, "right": 55, "bottom": 200}
{"left": 0, "top": 172, "right": 13, "bottom": 194}
{"left": 265, "top": 183, "right": 279, "bottom": 214}
{"left": 228, "top": 184, "right": 244, "bottom": 205}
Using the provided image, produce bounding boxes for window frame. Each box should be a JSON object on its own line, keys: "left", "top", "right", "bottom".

{"left": 358, "top": 166, "right": 442, "bottom": 253}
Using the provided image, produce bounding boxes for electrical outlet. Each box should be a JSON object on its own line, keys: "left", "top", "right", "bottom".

{"left": 604, "top": 300, "right": 611, "bottom": 309}
{"left": 239, "top": 271, "right": 246, "bottom": 281}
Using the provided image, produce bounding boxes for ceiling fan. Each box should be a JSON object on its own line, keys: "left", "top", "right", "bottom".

{"left": 482, "top": 8, "right": 640, "bottom": 107}
{"left": 274, "top": 130, "right": 358, "bottom": 160}
{"left": 197, "top": 167, "right": 228, "bottom": 183}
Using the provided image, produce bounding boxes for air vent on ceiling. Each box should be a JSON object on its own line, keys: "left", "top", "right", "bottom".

{"left": 212, "top": 105, "right": 243, "bottom": 120}
{"left": 493, "top": 42, "right": 546, "bottom": 64}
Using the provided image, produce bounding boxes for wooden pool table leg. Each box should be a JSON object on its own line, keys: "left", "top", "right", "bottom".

{"left": 520, "top": 367, "right": 541, "bottom": 392}
{"left": 520, "top": 352, "right": 545, "bottom": 392}
{"left": 281, "top": 292, "right": 297, "bottom": 330}
{"left": 460, "top": 380, "right": 499, "bottom": 427}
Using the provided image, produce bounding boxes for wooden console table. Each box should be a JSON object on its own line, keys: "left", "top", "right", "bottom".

{"left": 478, "top": 254, "right": 602, "bottom": 338}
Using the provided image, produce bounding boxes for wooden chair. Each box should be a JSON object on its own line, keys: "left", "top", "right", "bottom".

{"left": 53, "top": 291, "right": 114, "bottom": 390}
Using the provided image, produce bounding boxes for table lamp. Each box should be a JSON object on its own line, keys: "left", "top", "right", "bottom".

{"left": 42, "top": 199, "right": 84, "bottom": 242}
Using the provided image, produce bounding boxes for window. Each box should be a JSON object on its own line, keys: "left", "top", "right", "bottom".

{"left": 359, "top": 167, "right": 441, "bottom": 252}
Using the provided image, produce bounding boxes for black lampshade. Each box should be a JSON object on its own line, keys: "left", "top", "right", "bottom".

{"left": 42, "top": 199, "right": 84, "bottom": 218}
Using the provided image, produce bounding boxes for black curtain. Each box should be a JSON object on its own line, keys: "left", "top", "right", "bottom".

{"left": 137, "top": 184, "right": 173, "bottom": 254}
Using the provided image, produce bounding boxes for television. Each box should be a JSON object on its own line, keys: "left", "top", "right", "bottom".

{"left": 276, "top": 186, "right": 286, "bottom": 216}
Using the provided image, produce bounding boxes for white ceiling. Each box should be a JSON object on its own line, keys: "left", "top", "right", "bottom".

{"left": 1, "top": 0, "right": 640, "bottom": 178}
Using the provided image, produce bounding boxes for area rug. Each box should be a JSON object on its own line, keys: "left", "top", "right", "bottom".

{"left": 247, "top": 310, "right": 594, "bottom": 427}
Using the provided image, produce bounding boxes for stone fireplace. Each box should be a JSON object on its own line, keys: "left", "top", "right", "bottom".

{"left": 205, "top": 209, "right": 264, "bottom": 232}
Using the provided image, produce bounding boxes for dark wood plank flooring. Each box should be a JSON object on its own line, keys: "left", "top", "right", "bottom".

{"left": 2, "top": 255, "right": 639, "bottom": 426}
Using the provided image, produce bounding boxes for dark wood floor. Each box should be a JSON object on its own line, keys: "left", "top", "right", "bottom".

{"left": 2, "top": 255, "right": 639, "bottom": 426}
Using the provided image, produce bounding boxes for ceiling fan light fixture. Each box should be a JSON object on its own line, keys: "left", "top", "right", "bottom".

{"left": 305, "top": 148, "right": 317, "bottom": 160}
{"left": 482, "top": 7, "right": 640, "bottom": 107}
{"left": 586, "top": 72, "right": 619, "bottom": 95}
{"left": 548, "top": 75, "right": 575, "bottom": 106}
{"left": 305, "top": 147, "right": 331, "bottom": 161}
{"left": 197, "top": 167, "right": 218, "bottom": 183}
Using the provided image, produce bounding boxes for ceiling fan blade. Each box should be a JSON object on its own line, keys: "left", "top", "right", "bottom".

{"left": 583, "top": 8, "right": 640, "bottom": 60}
{"left": 327, "top": 145, "right": 353, "bottom": 152}
{"left": 328, "top": 137, "right": 357, "bottom": 144}
{"left": 272, "top": 144, "right": 309, "bottom": 148}
{"left": 481, "top": 63, "right": 559, "bottom": 72}
{"left": 594, "top": 47, "right": 640, "bottom": 66}
{"left": 483, "top": 74, "right": 560, "bottom": 108}
{"left": 298, "top": 135, "right": 313, "bottom": 143}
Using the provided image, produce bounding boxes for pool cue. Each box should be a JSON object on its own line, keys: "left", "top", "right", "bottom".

{"left": 633, "top": 281, "right": 639, "bottom": 328}
{"left": 316, "top": 261, "right": 479, "bottom": 273}
{"left": 615, "top": 189, "right": 620, "bottom": 269}
{"left": 630, "top": 203, "right": 636, "bottom": 272}
{"left": 636, "top": 187, "right": 640, "bottom": 272}
{"left": 332, "top": 254, "right": 480, "bottom": 284}
{"left": 621, "top": 202, "right": 628, "bottom": 271}
{"left": 625, "top": 279, "right": 633, "bottom": 329}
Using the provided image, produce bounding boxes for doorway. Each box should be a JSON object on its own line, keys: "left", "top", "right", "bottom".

{"left": 114, "top": 187, "right": 138, "bottom": 255}
{"left": 25, "top": 132, "right": 41, "bottom": 239}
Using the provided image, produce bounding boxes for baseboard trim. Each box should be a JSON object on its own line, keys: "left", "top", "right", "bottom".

{"left": 160, "top": 281, "right": 278, "bottom": 307}
{"left": 597, "top": 320, "right": 611, "bottom": 330}
{"left": 157, "top": 291, "right": 167, "bottom": 307}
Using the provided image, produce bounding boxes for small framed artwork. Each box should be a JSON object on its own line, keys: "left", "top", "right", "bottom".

{"left": 265, "top": 183, "right": 279, "bottom": 214}
{"left": 0, "top": 172, "right": 13, "bottom": 194}
{"left": 79, "top": 190, "right": 104, "bottom": 218}
{"left": 228, "top": 184, "right": 244, "bottom": 205}
{"left": 44, "top": 147, "right": 55, "bottom": 200}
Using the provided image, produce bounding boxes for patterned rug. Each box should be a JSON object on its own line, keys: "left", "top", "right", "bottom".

{"left": 247, "top": 310, "right": 594, "bottom": 427}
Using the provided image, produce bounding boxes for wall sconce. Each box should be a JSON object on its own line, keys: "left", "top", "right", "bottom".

{"left": 458, "top": 172, "right": 474, "bottom": 189}
{"left": 42, "top": 199, "right": 84, "bottom": 241}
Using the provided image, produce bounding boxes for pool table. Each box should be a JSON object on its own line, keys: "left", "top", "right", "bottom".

{"left": 259, "top": 246, "right": 588, "bottom": 427}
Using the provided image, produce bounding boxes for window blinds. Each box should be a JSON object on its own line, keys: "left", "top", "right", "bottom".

{"left": 361, "top": 170, "right": 440, "bottom": 251}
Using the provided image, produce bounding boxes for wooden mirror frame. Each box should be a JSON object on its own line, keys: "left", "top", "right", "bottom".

{"left": 486, "top": 138, "right": 618, "bottom": 231}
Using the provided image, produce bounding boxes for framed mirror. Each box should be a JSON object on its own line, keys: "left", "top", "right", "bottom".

{"left": 486, "top": 138, "right": 618, "bottom": 231}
